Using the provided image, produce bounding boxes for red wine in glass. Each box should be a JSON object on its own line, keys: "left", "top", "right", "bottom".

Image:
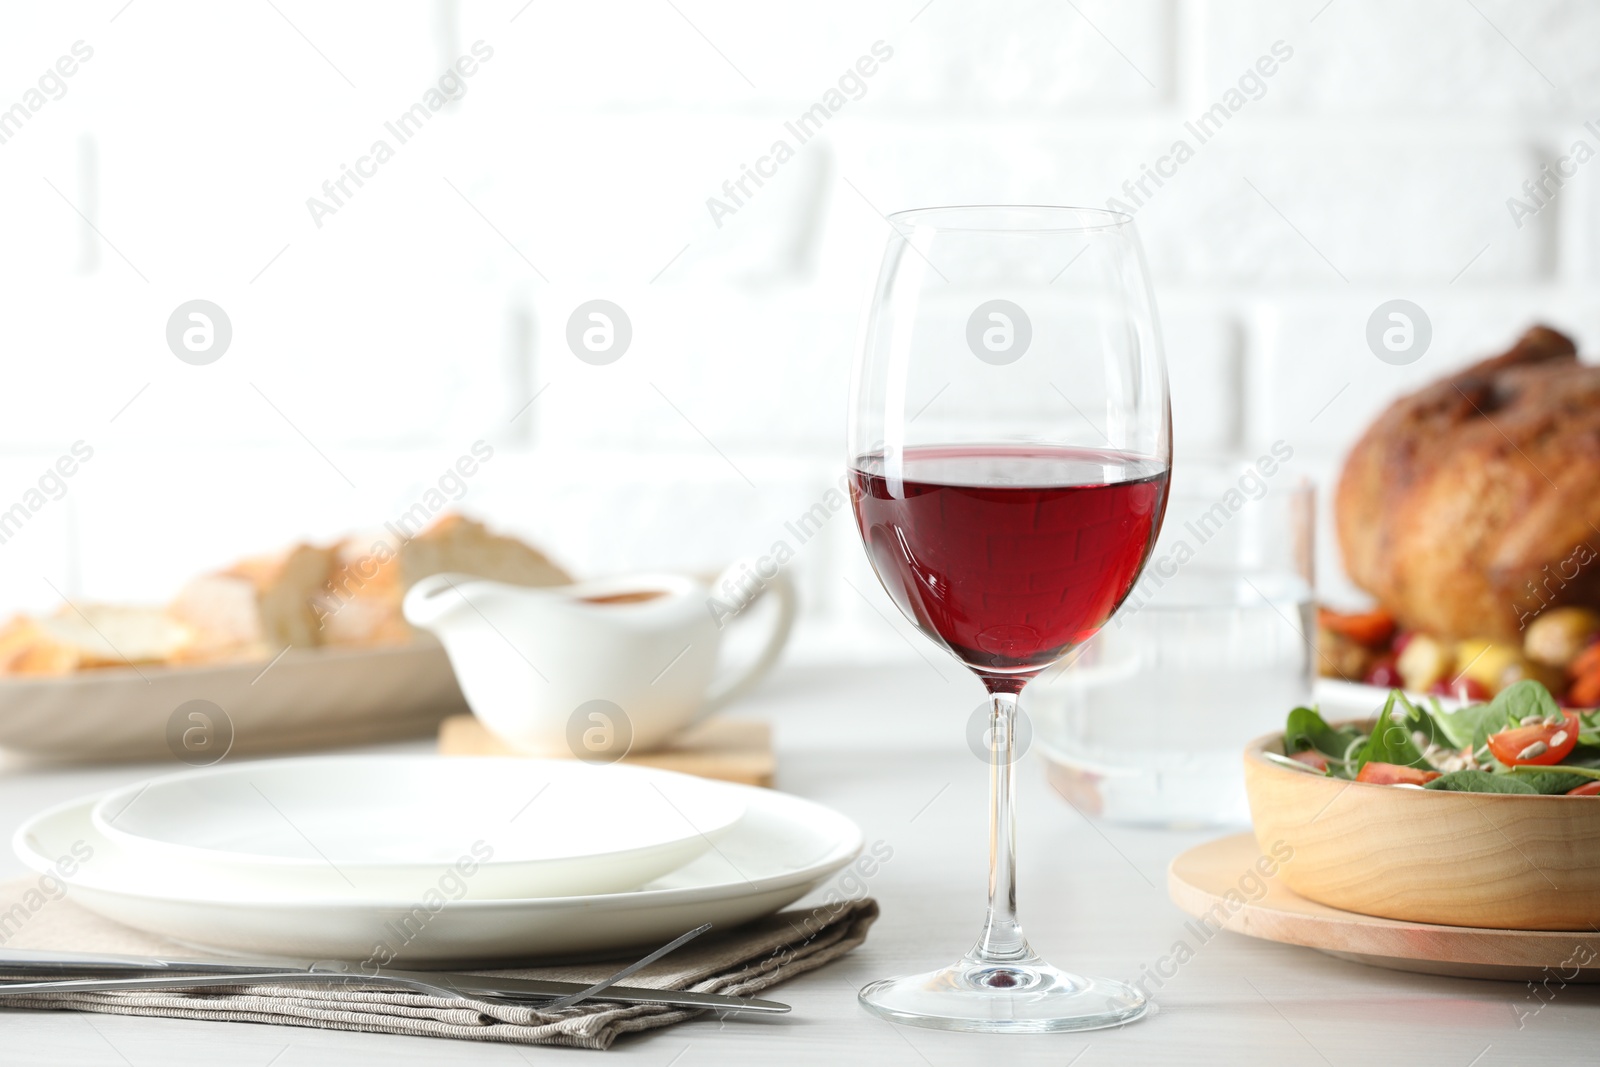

{"left": 848, "top": 205, "right": 1170, "bottom": 1033}
{"left": 849, "top": 445, "right": 1169, "bottom": 681}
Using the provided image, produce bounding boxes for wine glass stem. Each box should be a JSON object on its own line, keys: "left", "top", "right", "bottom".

{"left": 969, "top": 690, "right": 1037, "bottom": 968}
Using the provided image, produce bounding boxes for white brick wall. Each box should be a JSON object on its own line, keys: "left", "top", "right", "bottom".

{"left": 1, "top": 0, "right": 1597, "bottom": 665}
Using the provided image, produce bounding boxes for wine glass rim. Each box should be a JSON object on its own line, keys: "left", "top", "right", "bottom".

{"left": 886, "top": 204, "right": 1134, "bottom": 234}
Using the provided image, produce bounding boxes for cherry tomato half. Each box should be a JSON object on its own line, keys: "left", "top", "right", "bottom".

{"left": 1317, "top": 607, "right": 1397, "bottom": 648}
{"left": 1566, "top": 780, "right": 1600, "bottom": 796}
{"left": 1486, "top": 712, "right": 1580, "bottom": 767}
{"left": 1356, "top": 762, "right": 1441, "bottom": 786}
{"left": 1290, "top": 750, "right": 1330, "bottom": 772}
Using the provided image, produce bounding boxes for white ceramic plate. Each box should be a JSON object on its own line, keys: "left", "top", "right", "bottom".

{"left": 17, "top": 784, "right": 861, "bottom": 963}
{"left": 90, "top": 756, "right": 746, "bottom": 900}
{"left": 0, "top": 644, "right": 465, "bottom": 763}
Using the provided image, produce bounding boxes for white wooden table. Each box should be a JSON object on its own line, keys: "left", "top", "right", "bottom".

{"left": 0, "top": 662, "right": 1593, "bottom": 1065}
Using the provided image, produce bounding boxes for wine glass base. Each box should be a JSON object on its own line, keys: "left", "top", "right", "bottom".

{"left": 858, "top": 959, "right": 1151, "bottom": 1034}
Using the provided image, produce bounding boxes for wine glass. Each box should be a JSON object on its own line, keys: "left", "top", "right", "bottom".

{"left": 846, "top": 205, "right": 1171, "bottom": 1033}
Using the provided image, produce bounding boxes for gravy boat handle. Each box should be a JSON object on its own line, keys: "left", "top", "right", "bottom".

{"left": 699, "top": 561, "right": 797, "bottom": 716}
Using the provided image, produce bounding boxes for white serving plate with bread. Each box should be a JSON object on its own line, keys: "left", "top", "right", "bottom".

{"left": 0, "top": 514, "right": 565, "bottom": 762}
{"left": 0, "top": 642, "right": 465, "bottom": 762}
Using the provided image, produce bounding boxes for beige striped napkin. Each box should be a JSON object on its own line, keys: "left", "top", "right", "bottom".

{"left": 0, "top": 879, "right": 878, "bottom": 1050}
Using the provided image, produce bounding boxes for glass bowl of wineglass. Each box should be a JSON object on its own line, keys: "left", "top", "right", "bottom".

{"left": 846, "top": 205, "right": 1171, "bottom": 1033}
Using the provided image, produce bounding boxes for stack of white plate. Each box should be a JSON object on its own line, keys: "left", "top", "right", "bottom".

{"left": 14, "top": 756, "right": 862, "bottom": 963}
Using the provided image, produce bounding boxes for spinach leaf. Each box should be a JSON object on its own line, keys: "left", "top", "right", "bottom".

{"left": 1428, "top": 762, "right": 1599, "bottom": 794}
{"left": 1391, "top": 690, "right": 1446, "bottom": 749}
{"left": 1505, "top": 768, "right": 1591, "bottom": 794}
{"left": 1479, "top": 680, "right": 1562, "bottom": 748}
{"left": 1489, "top": 679, "right": 1561, "bottom": 730}
{"left": 1355, "top": 691, "right": 1430, "bottom": 770}
{"left": 1431, "top": 701, "right": 1500, "bottom": 750}
{"left": 1284, "top": 706, "right": 1361, "bottom": 758}
{"left": 1512, "top": 763, "right": 1600, "bottom": 783}
{"left": 1432, "top": 679, "right": 1562, "bottom": 751}
{"left": 1575, "top": 710, "right": 1600, "bottom": 748}
{"left": 1495, "top": 678, "right": 1562, "bottom": 719}
{"left": 1562, "top": 744, "right": 1600, "bottom": 769}
{"left": 1424, "top": 770, "right": 1540, "bottom": 794}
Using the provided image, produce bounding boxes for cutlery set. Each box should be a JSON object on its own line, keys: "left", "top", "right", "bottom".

{"left": 0, "top": 933, "right": 790, "bottom": 1014}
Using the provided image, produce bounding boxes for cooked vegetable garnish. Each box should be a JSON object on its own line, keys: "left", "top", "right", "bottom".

{"left": 1356, "top": 762, "right": 1441, "bottom": 786}
{"left": 1278, "top": 680, "right": 1600, "bottom": 794}
{"left": 1317, "top": 607, "right": 1396, "bottom": 647}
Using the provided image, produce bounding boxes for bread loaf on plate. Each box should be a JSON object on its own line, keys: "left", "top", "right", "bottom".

{"left": 0, "top": 513, "right": 572, "bottom": 676}
{"left": 316, "top": 515, "right": 572, "bottom": 647}
{"left": 169, "top": 543, "right": 335, "bottom": 655}
{"left": 0, "top": 606, "right": 196, "bottom": 676}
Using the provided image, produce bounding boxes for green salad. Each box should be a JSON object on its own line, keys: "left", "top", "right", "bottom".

{"left": 1277, "top": 680, "right": 1600, "bottom": 794}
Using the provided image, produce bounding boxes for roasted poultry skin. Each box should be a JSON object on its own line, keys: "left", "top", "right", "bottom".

{"left": 1337, "top": 326, "right": 1600, "bottom": 642}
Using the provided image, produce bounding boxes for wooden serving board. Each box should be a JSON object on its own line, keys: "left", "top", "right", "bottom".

{"left": 1169, "top": 834, "right": 1600, "bottom": 982}
{"left": 437, "top": 714, "right": 773, "bottom": 787}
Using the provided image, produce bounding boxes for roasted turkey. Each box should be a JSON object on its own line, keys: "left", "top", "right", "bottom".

{"left": 1337, "top": 325, "right": 1600, "bottom": 642}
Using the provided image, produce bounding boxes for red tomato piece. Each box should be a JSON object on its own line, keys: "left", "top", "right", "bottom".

{"left": 1356, "top": 762, "right": 1441, "bottom": 786}
{"left": 1566, "top": 780, "right": 1600, "bottom": 796}
{"left": 1318, "top": 607, "right": 1397, "bottom": 648}
{"left": 1569, "top": 668, "right": 1600, "bottom": 709}
{"left": 1290, "top": 750, "right": 1330, "bottom": 772}
{"left": 1487, "top": 713, "right": 1580, "bottom": 767}
{"left": 1573, "top": 641, "right": 1600, "bottom": 680}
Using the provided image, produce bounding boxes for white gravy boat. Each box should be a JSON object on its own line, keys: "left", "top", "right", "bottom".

{"left": 403, "top": 564, "right": 795, "bottom": 757}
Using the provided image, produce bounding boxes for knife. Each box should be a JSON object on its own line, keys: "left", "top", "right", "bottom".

{"left": 0, "top": 949, "right": 788, "bottom": 1014}
{"left": 0, "top": 970, "right": 790, "bottom": 1012}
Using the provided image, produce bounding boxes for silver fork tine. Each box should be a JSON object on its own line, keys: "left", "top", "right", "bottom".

{"left": 535, "top": 922, "right": 713, "bottom": 1012}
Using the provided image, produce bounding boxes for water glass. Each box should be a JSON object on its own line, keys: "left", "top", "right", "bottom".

{"left": 1032, "top": 459, "right": 1315, "bottom": 827}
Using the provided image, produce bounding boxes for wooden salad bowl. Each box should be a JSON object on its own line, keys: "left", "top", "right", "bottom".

{"left": 1243, "top": 725, "right": 1600, "bottom": 931}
